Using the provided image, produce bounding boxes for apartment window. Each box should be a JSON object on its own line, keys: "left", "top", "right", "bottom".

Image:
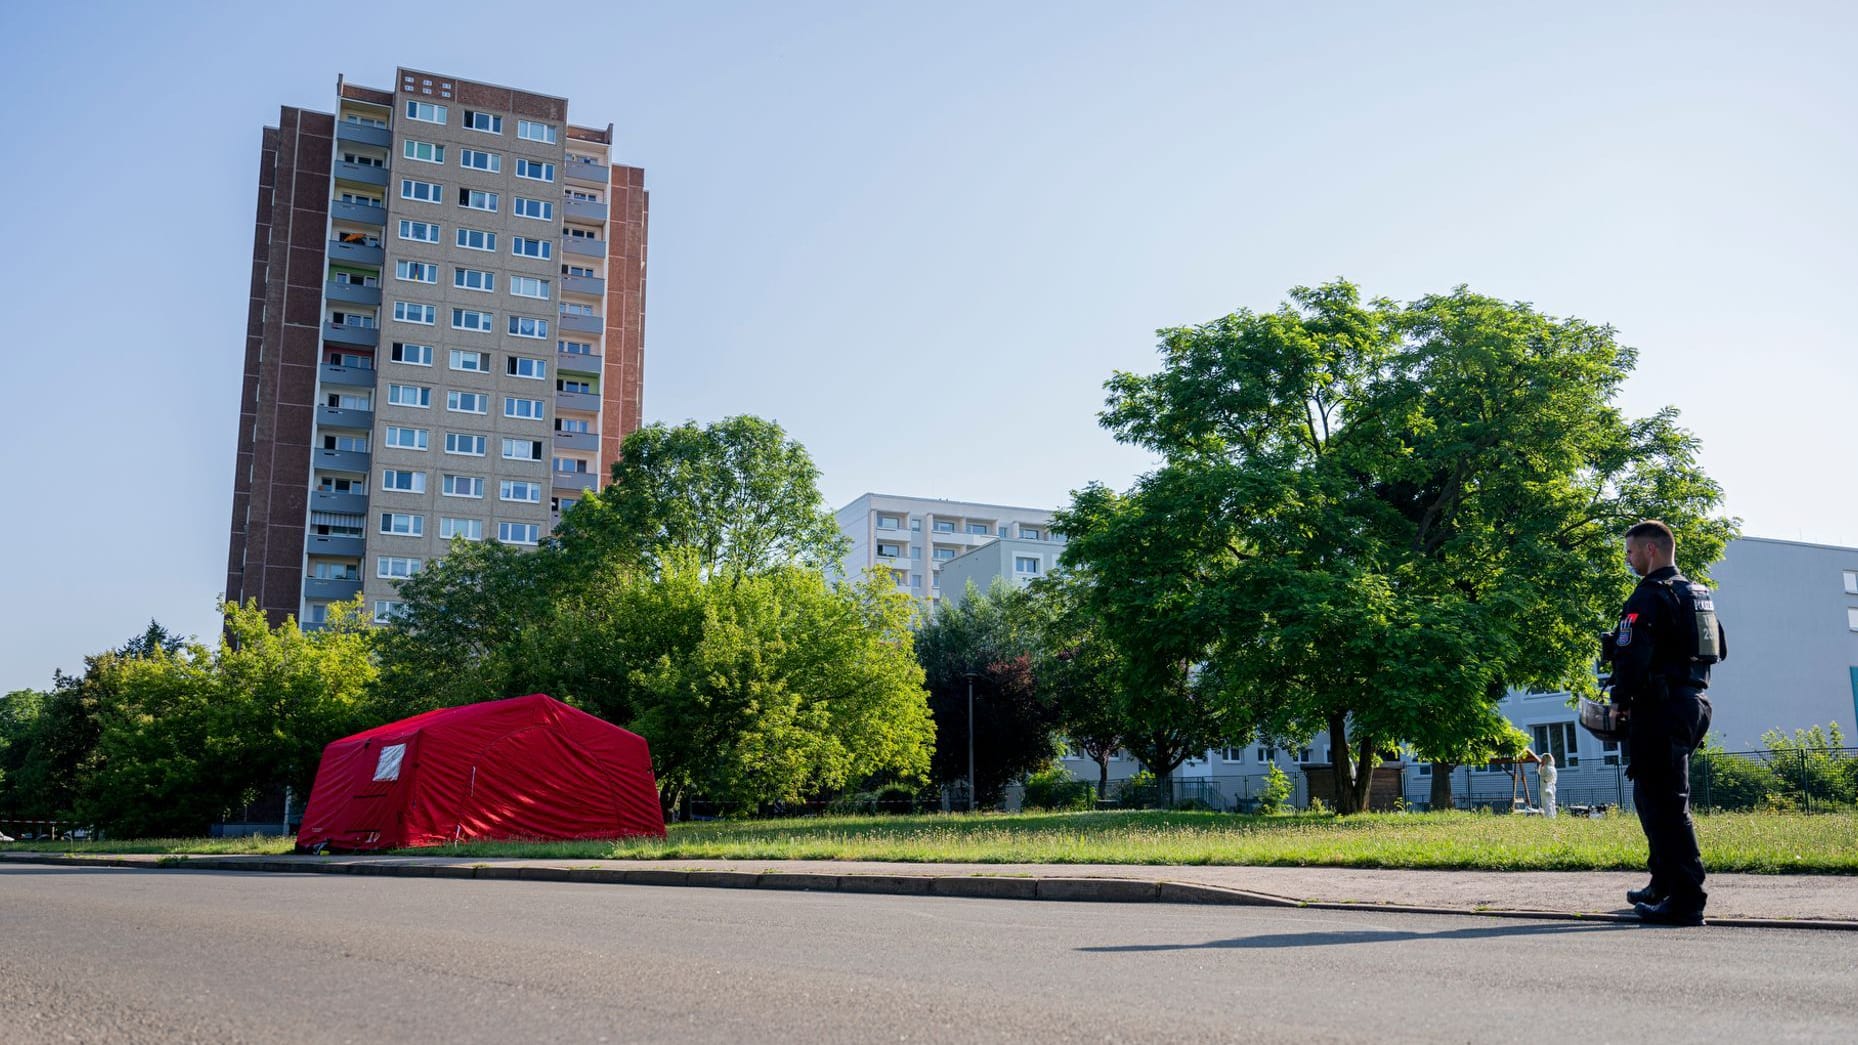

{"left": 1256, "top": 746, "right": 1277, "bottom": 763}
{"left": 498, "top": 522, "right": 541, "bottom": 545}
{"left": 911, "top": 573, "right": 923, "bottom": 589}
{"left": 508, "top": 316, "right": 549, "bottom": 339}
{"left": 314, "top": 479, "right": 363, "bottom": 496}
{"left": 566, "top": 189, "right": 601, "bottom": 203}
{"left": 442, "top": 474, "right": 485, "bottom": 499}
{"left": 383, "top": 426, "right": 428, "bottom": 451}
{"left": 966, "top": 523, "right": 990, "bottom": 535}
{"left": 386, "top": 383, "right": 431, "bottom": 408}
{"left": 309, "top": 561, "right": 359, "bottom": 581}
{"left": 502, "top": 437, "right": 544, "bottom": 461}
{"left": 456, "top": 227, "right": 496, "bottom": 252}
{"left": 453, "top": 268, "right": 495, "bottom": 293}
{"left": 395, "top": 260, "right": 438, "bottom": 284}
{"left": 1844, "top": 570, "right": 1858, "bottom": 595}
{"left": 338, "top": 191, "right": 383, "bottom": 208}
{"left": 440, "top": 517, "right": 484, "bottom": 541}
{"left": 556, "top": 417, "right": 590, "bottom": 434}
{"left": 512, "top": 236, "right": 552, "bottom": 259}
{"left": 402, "top": 139, "right": 445, "bottom": 164}
{"left": 329, "top": 270, "right": 378, "bottom": 287}
{"left": 559, "top": 340, "right": 593, "bottom": 356}
{"left": 447, "top": 390, "right": 489, "bottom": 414}
{"left": 933, "top": 520, "right": 955, "bottom": 533}
{"left": 342, "top": 113, "right": 387, "bottom": 129}
{"left": 458, "top": 188, "right": 499, "bottom": 212}
{"left": 561, "top": 302, "right": 595, "bottom": 316}
{"left": 1222, "top": 748, "right": 1245, "bottom": 763}
{"left": 504, "top": 396, "right": 545, "bottom": 419}
{"left": 324, "top": 391, "right": 371, "bottom": 412}
{"left": 552, "top": 496, "right": 577, "bottom": 513}
{"left": 390, "top": 342, "right": 433, "bottom": 366}
{"left": 552, "top": 457, "right": 588, "bottom": 473}
{"left": 1015, "top": 556, "right": 1041, "bottom": 575}
{"left": 933, "top": 548, "right": 955, "bottom": 561}
{"left": 342, "top": 151, "right": 385, "bottom": 169}
{"left": 459, "top": 149, "right": 502, "bottom": 173}
{"left": 876, "top": 543, "right": 902, "bottom": 558}
{"left": 379, "top": 512, "right": 424, "bottom": 537}
{"left": 500, "top": 480, "right": 542, "bottom": 503}
{"left": 1849, "top": 607, "right": 1858, "bottom": 632}
{"left": 325, "top": 351, "right": 372, "bottom": 369}
{"left": 372, "top": 600, "right": 408, "bottom": 624}
{"left": 910, "top": 547, "right": 921, "bottom": 560}
{"left": 513, "top": 196, "right": 553, "bottom": 220}
{"left": 404, "top": 100, "right": 447, "bottom": 124}
{"left": 1531, "top": 722, "right": 1580, "bottom": 768}
{"left": 558, "top": 379, "right": 591, "bottom": 394}
{"left": 400, "top": 179, "right": 442, "bottom": 203}
{"left": 564, "top": 265, "right": 596, "bottom": 279}
{"left": 397, "top": 219, "right": 441, "bottom": 243}
{"left": 377, "top": 555, "right": 422, "bottom": 580}
{"left": 463, "top": 110, "right": 502, "bottom": 134}
{"left": 508, "top": 356, "right": 547, "bottom": 379}
{"left": 310, "top": 511, "right": 364, "bottom": 536}
{"left": 893, "top": 570, "right": 909, "bottom": 588}
{"left": 515, "top": 158, "right": 555, "bottom": 182}
{"left": 565, "top": 227, "right": 600, "bottom": 241}
{"left": 451, "top": 308, "right": 494, "bottom": 332}
{"left": 379, "top": 469, "right": 426, "bottom": 494}
{"left": 510, "top": 276, "right": 550, "bottom": 300}
{"left": 322, "top": 433, "right": 367, "bottom": 453}
{"left": 393, "top": 302, "right": 436, "bottom": 325}
{"left": 444, "top": 432, "right": 486, "bottom": 456}
{"left": 1602, "top": 737, "right": 1622, "bottom": 767}
{"left": 517, "top": 119, "right": 558, "bottom": 144}
{"left": 1020, "top": 527, "right": 1041, "bottom": 540}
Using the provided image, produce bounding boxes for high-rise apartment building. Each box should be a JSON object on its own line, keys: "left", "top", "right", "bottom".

{"left": 834, "top": 493, "right": 1058, "bottom": 609}
{"left": 225, "top": 69, "right": 647, "bottom": 628}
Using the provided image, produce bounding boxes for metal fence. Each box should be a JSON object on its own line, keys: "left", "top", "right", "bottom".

{"left": 1435, "top": 746, "right": 1858, "bottom": 814}
{"left": 0, "top": 817, "right": 94, "bottom": 842}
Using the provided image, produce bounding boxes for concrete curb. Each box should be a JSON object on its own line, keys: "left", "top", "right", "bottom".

{"left": 4, "top": 852, "right": 1852, "bottom": 932}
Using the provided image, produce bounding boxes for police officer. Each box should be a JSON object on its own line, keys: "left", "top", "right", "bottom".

{"left": 1612, "top": 520, "right": 1720, "bottom": 926}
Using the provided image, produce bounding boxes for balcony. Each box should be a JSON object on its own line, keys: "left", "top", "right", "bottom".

{"left": 553, "top": 469, "right": 598, "bottom": 492}
{"left": 311, "top": 490, "right": 368, "bottom": 515}
{"left": 556, "top": 389, "right": 600, "bottom": 413}
{"left": 333, "top": 160, "right": 389, "bottom": 187}
{"left": 324, "top": 280, "right": 382, "bottom": 306}
{"left": 562, "top": 236, "right": 603, "bottom": 259}
{"left": 330, "top": 199, "right": 386, "bottom": 226}
{"left": 303, "top": 577, "right": 363, "bottom": 601}
{"left": 556, "top": 348, "right": 602, "bottom": 375}
{"left": 323, "top": 321, "right": 379, "bottom": 347}
{"left": 304, "top": 534, "right": 365, "bottom": 558}
{"left": 319, "top": 362, "right": 376, "bottom": 388}
{"left": 316, "top": 405, "right": 373, "bottom": 431}
{"left": 561, "top": 273, "right": 605, "bottom": 297}
{"left": 327, "top": 239, "right": 384, "bottom": 266}
{"left": 554, "top": 430, "right": 597, "bottom": 452}
{"left": 312, "top": 447, "right": 371, "bottom": 474}
{"left": 564, "top": 197, "right": 608, "bottom": 223}
{"left": 564, "top": 155, "right": 606, "bottom": 186}
{"left": 336, "top": 121, "right": 392, "bottom": 148}
{"left": 558, "top": 312, "right": 603, "bottom": 335}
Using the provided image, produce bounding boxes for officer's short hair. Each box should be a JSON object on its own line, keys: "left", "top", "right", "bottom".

{"left": 1625, "top": 519, "right": 1675, "bottom": 551}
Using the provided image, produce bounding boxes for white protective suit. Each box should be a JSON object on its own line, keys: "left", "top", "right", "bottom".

{"left": 1539, "top": 760, "right": 1558, "bottom": 817}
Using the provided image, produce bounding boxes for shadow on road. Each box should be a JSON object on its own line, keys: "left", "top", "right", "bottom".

{"left": 1081, "top": 920, "right": 1637, "bottom": 952}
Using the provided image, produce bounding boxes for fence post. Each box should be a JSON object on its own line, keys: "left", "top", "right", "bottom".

{"left": 1702, "top": 752, "right": 1712, "bottom": 811}
{"left": 1801, "top": 748, "right": 1811, "bottom": 813}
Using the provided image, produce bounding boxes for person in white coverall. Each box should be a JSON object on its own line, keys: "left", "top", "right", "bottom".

{"left": 1538, "top": 753, "right": 1558, "bottom": 817}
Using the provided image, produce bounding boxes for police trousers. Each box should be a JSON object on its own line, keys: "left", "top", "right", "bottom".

{"left": 1628, "top": 687, "right": 1713, "bottom": 904}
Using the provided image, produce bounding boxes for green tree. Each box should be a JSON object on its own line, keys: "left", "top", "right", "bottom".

{"left": 914, "top": 579, "right": 1062, "bottom": 808}
{"left": 1029, "top": 573, "right": 1127, "bottom": 799}
{"left": 78, "top": 600, "right": 380, "bottom": 837}
{"left": 1074, "top": 281, "right": 1735, "bottom": 813}
{"left": 554, "top": 415, "right": 850, "bottom": 578}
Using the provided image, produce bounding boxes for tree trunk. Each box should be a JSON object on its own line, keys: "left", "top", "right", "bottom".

{"left": 1351, "top": 743, "right": 1376, "bottom": 813}
{"left": 1155, "top": 764, "right": 1174, "bottom": 809}
{"left": 1430, "top": 763, "right": 1456, "bottom": 811}
{"left": 1328, "top": 714, "right": 1359, "bottom": 813}
{"left": 1096, "top": 758, "right": 1110, "bottom": 799}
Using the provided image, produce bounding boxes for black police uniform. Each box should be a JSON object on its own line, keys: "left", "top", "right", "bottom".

{"left": 1612, "top": 565, "right": 1714, "bottom": 914}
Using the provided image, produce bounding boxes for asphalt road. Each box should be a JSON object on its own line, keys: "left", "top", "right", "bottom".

{"left": 2, "top": 866, "right": 1852, "bottom": 1044}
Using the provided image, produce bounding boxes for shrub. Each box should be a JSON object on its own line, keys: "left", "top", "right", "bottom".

{"left": 1115, "top": 770, "right": 1158, "bottom": 809}
{"left": 1021, "top": 764, "right": 1095, "bottom": 811}
{"left": 1691, "top": 748, "right": 1782, "bottom": 811}
{"left": 1258, "top": 763, "right": 1293, "bottom": 815}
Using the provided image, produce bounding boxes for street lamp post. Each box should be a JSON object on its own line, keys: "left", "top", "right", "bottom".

{"left": 963, "top": 670, "right": 979, "bottom": 813}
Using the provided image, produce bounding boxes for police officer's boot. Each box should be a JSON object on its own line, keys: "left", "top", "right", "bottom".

{"left": 1634, "top": 894, "right": 1705, "bottom": 927}
{"left": 1626, "top": 883, "right": 1664, "bottom": 906}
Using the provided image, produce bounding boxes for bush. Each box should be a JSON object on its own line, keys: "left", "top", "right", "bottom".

{"left": 1257, "top": 763, "right": 1293, "bottom": 815}
{"left": 1115, "top": 770, "right": 1159, "bottom": 809}
{"left": 1692, "top": 748, "right": 1782, "bottom": 811}
{"left": 1021, "top": 764, "right": 1095, "bottom": 811}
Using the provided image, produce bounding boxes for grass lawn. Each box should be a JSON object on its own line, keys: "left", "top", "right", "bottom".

{"left": 9, "top": 809, "right": 1855, "bottom": 874}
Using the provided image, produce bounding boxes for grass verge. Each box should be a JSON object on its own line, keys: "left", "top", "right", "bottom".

{"left": 6, "top": 810, "right": 1855, "bottom": 874}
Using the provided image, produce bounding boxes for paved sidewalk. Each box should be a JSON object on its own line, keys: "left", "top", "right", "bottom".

{"left": 4, "top": 851, "right": 1853, "bottom": 929}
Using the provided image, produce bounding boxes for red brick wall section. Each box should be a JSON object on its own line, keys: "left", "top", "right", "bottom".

{"left": 225, "top": 125, "right": 279, "bottom": 609}
{"left": 399, "top": 68, "right": 567, "bottom": 123}
{"left": 231, "top": 107, "right": 332, "bottom": 627}
{"left": 601, "top": 164, "right": 648, "bottom": 481}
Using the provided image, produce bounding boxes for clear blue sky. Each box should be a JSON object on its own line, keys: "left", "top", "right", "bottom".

{"left": 2, "top": 1, "right": 1854, "bottom": 690}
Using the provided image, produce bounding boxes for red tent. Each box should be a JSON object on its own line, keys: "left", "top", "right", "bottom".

{"left": 296, "top": 693, "right": 665, "bottom": 851}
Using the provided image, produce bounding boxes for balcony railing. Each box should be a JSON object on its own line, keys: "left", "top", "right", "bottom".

{"left": 564, "top": 197, "right": 608, "bottom": 223}
{"left": 327, "top": 239, "right": 384, "bottom": 265}
{"left": 330, "top": 199, "right": 386, "bottom": 225}
{"left": 319, "top": 362, "right": 376, "bottom": 388}
{"left": 554, "top": 430, "right": 598, "bottom": 452}
{"left": 556, "top": 389, "right": 600, "bottom": 413}
{"left": 304, "top": 534, "right": 365, "bottom": 558}
{"left": 303, "top": 577, "right": 363, "bottom": 601}
{"left": 563, "top": 155, "right": 606, "bottom": 185}
{"left": 558, "top": 312, "right": 603, "bottom": 335}
{"left": 335, "top": 121, "right": 392, "bottom": 148}
{"left": 561, "top": 273, "right": 605, "bottom": 297}
{"left": 324, "top": 280, "right": 382, "bottom": 306}
{"left": 553, "top": 469, "right": 598, "bottom": 492}
{"left": 312, "top": 447, "right": 371, "bottom": 474}
{"left": 316, "top": 405, "right": 373, "bottom": 431}
{"left": 323, "top": 321, "right": 379, "bottom": 347}
{"left": 556, "top": 348, "right": 602, "bottom": 375}
{"left": 562, "top": 236, "right": 603, "bottom": 258}
{"left": 333, "top": 160, "right": 389, "bottom": 187}
{"left": 310, "top": 490, "right": 368, "bottom": 515}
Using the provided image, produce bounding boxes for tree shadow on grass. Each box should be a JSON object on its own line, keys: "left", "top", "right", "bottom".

{"left": 1080, "top": 920, "right": 1638, "bottom": 952}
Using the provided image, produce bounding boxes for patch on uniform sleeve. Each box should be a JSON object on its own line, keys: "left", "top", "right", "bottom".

{"left": 1618, "top": 612, "right": 1637, "bottom": 646}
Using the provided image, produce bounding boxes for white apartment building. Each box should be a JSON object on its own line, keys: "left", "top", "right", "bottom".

{"left": 833, "top": 493, "right": 1057, "bottom": 607}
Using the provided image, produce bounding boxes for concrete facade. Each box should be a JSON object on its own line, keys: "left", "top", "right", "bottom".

{"left": 226, "top": 69, "right": 648, "bottom": 628}
{"left": 833, "top": 493, "right": 1057, "bottom": 609}
{"left": 937, "top": 537, "right": 1064, "bottom": 610}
